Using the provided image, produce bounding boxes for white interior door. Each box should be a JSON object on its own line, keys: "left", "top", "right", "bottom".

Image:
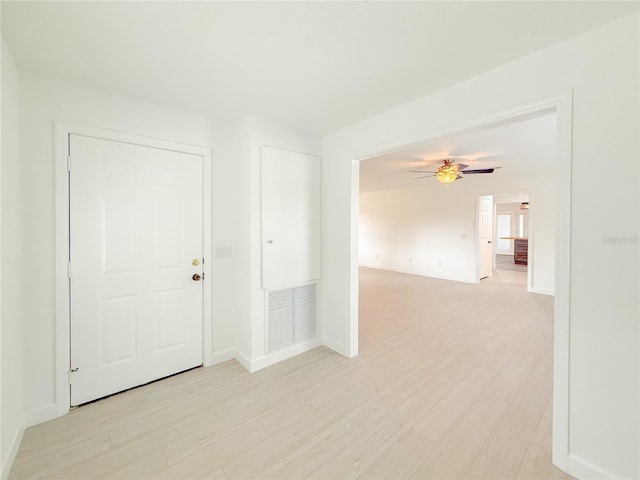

{"left": 478, "top": 195, "right": 493, "bottom": 279}
{"left": 69, "top": 134, "right": 203, "bottom": 406}
{"left": 261, "top": 146, "right": 321, "bottom": 289}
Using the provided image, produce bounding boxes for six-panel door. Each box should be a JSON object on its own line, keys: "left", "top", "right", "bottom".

{"left": 69, "top": 134, "right": 203, "bottom": 406}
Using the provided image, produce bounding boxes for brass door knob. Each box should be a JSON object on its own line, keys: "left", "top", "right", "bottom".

{"left": 192, "top": 274, "right": 201, "bottom": 281}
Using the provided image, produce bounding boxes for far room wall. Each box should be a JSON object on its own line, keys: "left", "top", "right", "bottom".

{"left": 359, "top": 170, "right": 554, "bottom": 293}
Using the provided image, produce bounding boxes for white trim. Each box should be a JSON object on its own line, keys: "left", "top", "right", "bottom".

{"left": 528, "top": 286, "right": 555, "bottom": 296}
{"left": 567, "top": 454, "right": 617, "bottom": 480}
{"left": 359, "top": 263, "right": 476, "bottom": 284}
{"left": 1, "top": 423, "right": 24, "bottom": 480}
{"left": 0, "top": 402, "right": 58, "bottom": 479}
{"left": 202, "top": 146, "right": 214, "bottom": 367}
{"left": 22, "top": 403, "right": 59, "bottom": 428}
{"left": 350, "top": 92, "right": 573, "bottom": 473}
{"left": 526, "top": 194, "right": 534, "bottom": 292}
{"left": 234, "top": 349, "right": 252, "bottom": 372}
{"left": 208, "top": 348, "right": 237, "bottom": 366}
{"left": 54, "top": 122, "right": 214, "bottom": 419}
{"left": 321, "top": 335, "right": 349, "bottom": 357}
{"left": 250, "top": 338, "right": 321, "bottom": 372}
{"left": 551, "top": 92, "right": 573, "bottom": 473}
{"left": 349, "top": 159, "right": 360, "bottom": 357}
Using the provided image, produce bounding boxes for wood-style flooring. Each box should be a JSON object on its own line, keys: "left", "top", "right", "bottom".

{"left": 10, "top": 267, "right": 570, "bottom": 479}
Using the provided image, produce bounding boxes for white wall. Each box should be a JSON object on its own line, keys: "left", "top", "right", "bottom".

{"left": 322, "top": 12, "right": 638, "bottom": 480}
{"left": 359, "top": 171, "right": 554, "bottom": 293}
{"left": 19, "top": 72, "right": 240, "bottom": 416}
{"left": 244, "top": 116, "right": 322, "bottom": 369}
{"left": 1, "top": 37, "right": 24, "bottom": 479}
{"left": 14, "top": 71, "right": 322, "bottom": 427}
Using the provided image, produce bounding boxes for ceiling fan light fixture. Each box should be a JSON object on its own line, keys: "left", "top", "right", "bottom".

{"left": 436, "top": 165, "right": 459, "bottom": 184}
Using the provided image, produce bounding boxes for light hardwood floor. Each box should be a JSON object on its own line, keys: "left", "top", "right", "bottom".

{"left": 10, "top": 267, "right": 571, "bottom": 479}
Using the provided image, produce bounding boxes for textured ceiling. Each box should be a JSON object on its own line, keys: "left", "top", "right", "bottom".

{"left": 2, "top": 1, "right": 637, "bottom": 134}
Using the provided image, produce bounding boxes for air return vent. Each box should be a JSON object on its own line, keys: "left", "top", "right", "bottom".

{"left": 267, "top": 282, "right": 317, "bottom": 353}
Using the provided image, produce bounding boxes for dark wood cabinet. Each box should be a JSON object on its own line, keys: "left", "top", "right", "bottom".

{"left": 514, "top": 239, "right": 528, "bottom": 265}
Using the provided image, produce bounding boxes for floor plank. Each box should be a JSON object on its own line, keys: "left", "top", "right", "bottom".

{"left": 10, "top": 267, "right": 562, "bottom": 480}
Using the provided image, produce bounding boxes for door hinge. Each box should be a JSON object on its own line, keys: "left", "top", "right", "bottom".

{"left": 67, "top": 155, "right": 71, "bottom": 171}
{"left": 68, "top": 261, "right": 72, "bottom": 279}
{"left": 68, "top": 367, "right": 78, "bottom": 384}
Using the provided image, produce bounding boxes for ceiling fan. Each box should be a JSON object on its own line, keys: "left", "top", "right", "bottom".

{"left": 411, "top": 157, "right": 499, "bottom": 184}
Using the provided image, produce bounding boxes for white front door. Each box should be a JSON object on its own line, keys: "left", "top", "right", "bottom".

{"left": 69, "top": 134, "right": 203, "bottom": 406}
{"left": 478, "top": 195, "right": 493, "bottom": 279}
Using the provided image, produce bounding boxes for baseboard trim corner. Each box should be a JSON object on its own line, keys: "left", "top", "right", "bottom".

{"left": 529, "top": 286, "right": 555, "bottom": 296}
{"left": 1, "top": 422, "right": 24, "bottom": 480}
{"left": 22, "top": 403, "right": 59, "bottom": 429}
{"left": 234, "top": 349, "right": 252, "bottom": 372}
{"left": 206, "top": 348, "right": 236, "bottom": 367}
{"left": 250, "top": 338, "right": 322, "bottom": 372}
{"left": 321, "top": 335, "right": 349, "bottom": 357}
{"left": 567, "top": 454, "right": 618, "bottom": 480}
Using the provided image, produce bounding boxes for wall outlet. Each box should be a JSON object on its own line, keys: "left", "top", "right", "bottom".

{"left": 408, "top": 257, "right": 412, "bottom": 263}
{"left": 437, "top": 260, "right": 442, "bottom": 267}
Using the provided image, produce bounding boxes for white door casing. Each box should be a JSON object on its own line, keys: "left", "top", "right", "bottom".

{"left": 69, "top": 134, "right": 204, "bottom": 406}
{"left": 478, "top": 195, "right": 493, "bottom": 279}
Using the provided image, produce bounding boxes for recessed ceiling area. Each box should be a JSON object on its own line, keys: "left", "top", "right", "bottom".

{"left": 1, "top": 1, "right": 637, "bottom": 135}
{"left": 359, "top": 112, "right": 556, "bottom": 193}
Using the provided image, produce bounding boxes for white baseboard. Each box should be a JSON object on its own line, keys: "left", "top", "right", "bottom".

{"left": 359, "top": 263, "right": 475, "bottom": 284}
{"left": 22, "top": 403, "right": 58, "bottom": 428}
{"left": 249, "top": 338, "right": 322, "bottom": 372}
{"left": 529, "top": 286, "right": 555, "bottom": 296}
{"left": 206, "top": 348, "right": 236, "bottom": 367}
{"left": 1, "top": 401, "right": 62, "bottom": 478}
{"left": 1, "top": 421, "right": 24, "bottom": 480}
{"left": 234, "top": 349, "right": 252, "bottom": 372}
{"left": 567, "top": 454, "right": 618, "bottom": 479}
{"left": 321, "top": 335, "right": 349, "bottom": 357}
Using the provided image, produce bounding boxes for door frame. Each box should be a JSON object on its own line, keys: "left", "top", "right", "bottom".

{"left": 352, "top": 92, "right": 572, "bottom": 470}
{"left": 474, "top": 190, "right": 535, "bottom": 292}
{"left": 54, "top": 123, "right": 214, "bottom": 416}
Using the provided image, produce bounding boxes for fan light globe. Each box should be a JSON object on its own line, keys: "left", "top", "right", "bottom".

{"left": 436, "top": 165, "right": 458, "bottom": 184}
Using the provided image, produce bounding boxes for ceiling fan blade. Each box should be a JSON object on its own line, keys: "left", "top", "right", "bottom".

{"left": 410, "top": 170, "right": 437, "bottom": 173}
{"left": 413, "top": 174, "right": 436, "bottom": 180}
{"left": 462, "top": 168, "right": 496, "bottom": 174}
{"left": 456, "top": 164, "right": 469, "bottom": 171}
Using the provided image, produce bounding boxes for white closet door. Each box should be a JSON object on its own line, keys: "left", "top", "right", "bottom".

{"left": 261, "top": 146, "right": 320, "bottom": 289}
{"left": 69, "top": 134, "right": 203, "bottom": 406}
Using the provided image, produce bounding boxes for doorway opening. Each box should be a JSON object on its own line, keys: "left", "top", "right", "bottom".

{"left": 354, "top": 97, "right": 570, "bottom": 469}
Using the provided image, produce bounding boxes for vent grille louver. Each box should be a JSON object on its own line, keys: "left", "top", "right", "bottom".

{"left": 268, "top": 283, "right": 317, "bottom": 353}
